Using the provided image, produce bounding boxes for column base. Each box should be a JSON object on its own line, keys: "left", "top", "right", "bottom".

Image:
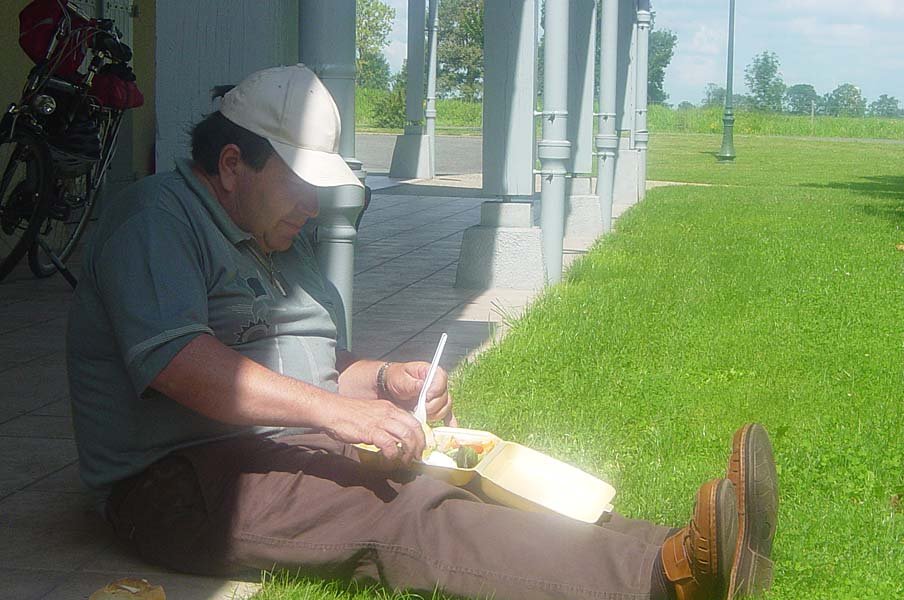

{"left": 614, "top": 137, "right": 640, "bottom": 204}
{"left": 565, "top": 194, "right": 605, "bottom": 241}
{"left": 455, "top": 201, "right": 546, "bottom": 290}
{"left": 389, "top": 134, "right": 434, "bottom": 179}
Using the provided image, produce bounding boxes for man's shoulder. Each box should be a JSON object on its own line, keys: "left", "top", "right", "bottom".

{"left": 119, "top": 169, "right": 198, "bottom": 217}
{"left": 84, "top": 168, "right": 210, "bottom": 260}
{"left": 99, "top": 168, "right": 209, "bottom": 233}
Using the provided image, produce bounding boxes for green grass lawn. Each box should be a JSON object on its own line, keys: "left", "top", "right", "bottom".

{"left": 648, "top": 105, "right": 904, "bottom": 140}
{"left": 255, "top": 134, "right": 904, "bottom": 599}
{"left": 355, "top": 90, "right": 904, "bottom": 141}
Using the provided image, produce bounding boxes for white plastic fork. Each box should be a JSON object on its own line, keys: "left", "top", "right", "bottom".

{"left": 415, "top": 332, "right": 447, "bottom": 424}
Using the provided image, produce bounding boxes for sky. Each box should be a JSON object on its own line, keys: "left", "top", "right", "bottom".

{"left": 382, "top": 0, "right": 904, "bottom": 107}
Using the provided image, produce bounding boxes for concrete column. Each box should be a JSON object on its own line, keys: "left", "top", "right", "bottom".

{"left": 538, "top": 0, "right": 570, "bottom": 285}
{"left": 405, "top": 0, "right": 426, "bottom": 127}
{"left": 566, "top": 0, "right": 595, "bottom": 177}
{"left": 481, "top": 0, "right": 536, "bottom": 198}
{"left": 389, "top": 0, "right": 433, "bottom": 178}
{"left": 425, "top": 0, "right": 439, "bottom": 175}
{"left": 616, "top": 3, "right": 637, "bottom": 142}
{"left": 634, "top": 2, "right": 651, "bottom": 200}
{"left": 613, "top": 0, "right": 640, "bottom": 206}
{"left": 595, "top": 0, "right": 619, "bottom": 233}
{"left": 299, "top": 0, "right": 365, "bottom": 348}
{"left": 455, "top": 0, "right": 544, "bottom": 290}
{"left": 562, "top": 0, "right": 604, "bottom": 242}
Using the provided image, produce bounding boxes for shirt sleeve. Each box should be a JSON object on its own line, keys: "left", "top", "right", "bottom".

{"left": 93, "top": 207, "right": 213, "bottom": 395}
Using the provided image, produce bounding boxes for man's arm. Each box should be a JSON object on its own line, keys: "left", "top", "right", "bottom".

{"left": 150, "top": 335, "right": 426, "bottom": 462}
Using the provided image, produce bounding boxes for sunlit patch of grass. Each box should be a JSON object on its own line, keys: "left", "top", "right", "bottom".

{"left": 258, "top": 134, "right": 904, "bottom": 599}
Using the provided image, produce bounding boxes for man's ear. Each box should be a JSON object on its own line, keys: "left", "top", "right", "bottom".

{"left": 217, "top": 144, "right": 243, "bottom": 193}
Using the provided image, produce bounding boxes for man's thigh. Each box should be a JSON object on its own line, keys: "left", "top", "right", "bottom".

{"left": 108, "top": 433, "right": 477, "bottom": 575}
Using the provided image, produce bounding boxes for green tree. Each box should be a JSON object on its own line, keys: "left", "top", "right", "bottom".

{"left": 826, "top": 83, "right": 866, "bottom": 117}
{"left": 744, "top": 51, "right": 785, "bottom": 112}
{"left": 869, "top": 94, "right": 901, "bottom": 117}
{"left": 648, "top": 28, "right": 677, "bottom": 104}
{"left": 356, "top": 0, "right": 395, "bottom": 89}
{"left": 784, "top": 84, "right": 818, "bottom": 115}
{"left": 700, "top": 83, "right": 752, "bottom": 110}
{"left": 701, "top": 83, "right": 725, "bottom": 108}
{"left": 437, "top": 0, "right": 484, "bottom": 101}
{"left": 358, "top": 52, "right": 392, "bottom": 90}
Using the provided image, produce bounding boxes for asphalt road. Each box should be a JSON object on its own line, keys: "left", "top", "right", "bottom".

{"left": 355, "top": 132, "right": 483, "bottom": 176}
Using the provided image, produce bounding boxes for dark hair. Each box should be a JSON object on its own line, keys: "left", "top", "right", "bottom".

{"left": 190, "top": 111, "right": 274, "bottom": 174}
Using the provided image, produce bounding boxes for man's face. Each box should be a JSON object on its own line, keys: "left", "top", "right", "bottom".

{"left": 236, "top": 154, "right": 319, "bottom": 254}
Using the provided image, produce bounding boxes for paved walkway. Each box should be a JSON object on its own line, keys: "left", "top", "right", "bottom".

{"left": 0, "top": 173, "right": 638, "bottom": 599}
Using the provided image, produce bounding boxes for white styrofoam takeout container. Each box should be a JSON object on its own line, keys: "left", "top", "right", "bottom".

{"left": 356, "top": 427, "right": 616, "bottom": 523}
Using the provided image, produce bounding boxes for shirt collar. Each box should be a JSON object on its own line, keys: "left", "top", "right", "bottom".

{"left": 176, "top": 158, "right": 254, "bottom": 246}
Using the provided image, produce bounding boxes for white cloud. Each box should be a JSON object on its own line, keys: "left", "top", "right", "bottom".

{"left": 670, "top": 54, "right": 723, "bottom": 90}
{"left": 385, "top": 39, "right": 407, "bottom": 73}
{"left": 688, "top": 25, "right": 724, "bottom": 57}
{"left": 780, "top": 0, "right": 904, "bottom": 19}
{"left": 786, "top": 18, "right": 869, "bottom": 47}
{"left": 385, "top": 0, "right": 408, "bottom": 73}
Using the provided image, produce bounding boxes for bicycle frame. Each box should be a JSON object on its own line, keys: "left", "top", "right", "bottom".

{"left": 1, "top": 5, "right": 137, "bottom": 287}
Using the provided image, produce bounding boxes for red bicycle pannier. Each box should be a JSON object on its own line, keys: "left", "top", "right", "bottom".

{"left": 90, "top": 66, "right": 144, "bottom": 109}
{"left": 19, "top": 0, "right": 91, "bottom": 80}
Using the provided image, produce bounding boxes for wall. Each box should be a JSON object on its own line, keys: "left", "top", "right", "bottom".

{"left": 154, "top": 0, "right": 298, "bottom": 171}
{"left": 0, "top": 3, "right": 43, "bottom": 116}
{"left": 130, "top": 0, "right": 155, "bottom": 177}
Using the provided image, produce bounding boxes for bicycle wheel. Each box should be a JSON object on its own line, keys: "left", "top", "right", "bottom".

{"left": 0, "top": 129, "right": 52, "bottom": 282}
{"left": 28, "top": 169, "right": 95, "bottom": 277}
{"left": 29, "top": 109, "right": 121, "bottom": 278}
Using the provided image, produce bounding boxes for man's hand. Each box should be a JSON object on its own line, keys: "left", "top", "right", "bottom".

{"left": 385, "top": 362, "right": 456, "bottom": 426}
{"left": 321, "top": 396, "right": 427, "bottom": 464}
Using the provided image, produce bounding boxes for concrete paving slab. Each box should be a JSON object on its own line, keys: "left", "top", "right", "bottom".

{"left": 26, "top": 462, "right": 84, "bottom": 494}
{"left": 0, "top": 300, "right": 71, "bottom": 335}
{"left": 32, "top": 400, "right": 72, "bottom": 417}
{"left": 79, "top": 539, "right": 178, "bottom": 577}
{"left": 0, "top": 438, "right": 77, "bottom": 498}
{"left": 0, "top": 319, "right": 68, "bottom": 370}
{"left": 41, "top": 571, "right": 259, "bottom": 600}
{"left": 0, "top": 414, "right": 74, "bottom": 439}
{"left": 382, "top": 340, "right": 474, "bottom": 371}
{"left": 0, "top": 356, "right": 70, "bottom": 422}
{"left": 0, "top": 525, "right": 113, "bottom": 571}
{"left": 0, "top": 490, "right": 100, "bottom": 532}
{"left": 0, "top": 567, "right": 68, "bottom": 600}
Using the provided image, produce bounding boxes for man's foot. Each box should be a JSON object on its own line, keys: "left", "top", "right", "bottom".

{"left": 661, "top": 478, "right": 738, "bottom": 600}
{"left": 726, "top": 423, "right": 779, "bottom": 597}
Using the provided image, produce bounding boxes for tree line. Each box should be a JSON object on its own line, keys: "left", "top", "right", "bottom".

{"left": 356, "top": 0, "right": 677, "bottom": 104}
{"left": 692, "top": 51, "right": 902, "bottom": 119}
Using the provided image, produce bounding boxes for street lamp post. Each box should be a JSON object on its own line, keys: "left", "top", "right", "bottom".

{"left": 717, "top": 0, "right": 736, "bottom": 162}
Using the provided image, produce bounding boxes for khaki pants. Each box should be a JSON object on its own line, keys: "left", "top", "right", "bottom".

{"left": 107, "top": 433, "right": 672, "bottom": 600}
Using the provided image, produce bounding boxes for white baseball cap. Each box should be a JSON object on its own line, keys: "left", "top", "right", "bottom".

{"left": 220, "top": 64, "right": 363, "bottom": 189}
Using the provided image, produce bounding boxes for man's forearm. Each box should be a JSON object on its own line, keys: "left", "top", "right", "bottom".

{"left": 150, "top": 334, "right": 427, "bottom": 462}
{"left": 336, "top": 350, "right": 385, "bottom": 399}
{"left": 151, "top": 334, "right": 345, "bottom": 429}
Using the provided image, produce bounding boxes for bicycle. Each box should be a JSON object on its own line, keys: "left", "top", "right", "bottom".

{"left": 0, "top": 0, "right": 142, "bottom": 286}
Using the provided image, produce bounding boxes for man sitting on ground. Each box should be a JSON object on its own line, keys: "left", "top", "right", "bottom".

{"left": 67, "top": 64, "right": 778, "bottom": 600}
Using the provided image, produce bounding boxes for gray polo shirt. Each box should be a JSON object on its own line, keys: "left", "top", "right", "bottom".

{"left": 67, "top": 159, "right": 347, "bottom": 499}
